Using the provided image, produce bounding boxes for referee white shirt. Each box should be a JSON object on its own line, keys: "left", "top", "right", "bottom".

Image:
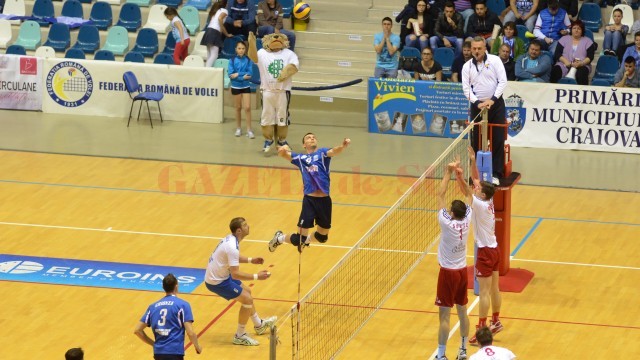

{"left": 461, "top": 53, "right": 507, "bottom": 105}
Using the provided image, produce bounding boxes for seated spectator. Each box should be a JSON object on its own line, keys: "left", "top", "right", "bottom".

{"left": 374, "top": 17, "right": 401, "bottom": 78}
{"left": 454, "top": 0, "right": 475, "bottom": 32}
{"left": 515, "top": 39, "right": 552, "bottom": 82}
{"left": 533, "top": 0, "right": 570, "bottom": 53}
{"left": 451, "top": 40, "right": 472, "bottom": 82}
{"left": 414, "top": 47, "right": 443, "bottom": 80}
{"left": 603, "top": 8, "right": 628, "bottom": 57}
{"left": 614, "top": 56, "right": 640, "bottom": 88}
{"left": 466, "top": 0, "right": 502, "bottom": 44}
{"left": 503, "top": 0, "right": 539, "bottom": 32}
{"left": 550, "top": 20, "right": 594, "bottom": 85}
{"left": 491, "top": 21, "right": 525, "bottom": 58}
{"left": 499, "top": 43, "right": 516, "bottom": 80}
{"left": 430, "top": 2, "right": 465, "bottom": 57}
{"left": 405, "top": 0, "right": 433, "bottom": 51}
{"left": 538, "top": 0, "right": 577, "bottom": 21}
{"left": 621, "top": 32, "right": 640, "bottom": 68}
{"left": 396, "top": 0, "right": 418, "bottom": 49}
{"left": 257, "top": 0, "right": 296, "bottom": 50}
{"left": 224, "top": 0, "right": 257, "bottom": 38}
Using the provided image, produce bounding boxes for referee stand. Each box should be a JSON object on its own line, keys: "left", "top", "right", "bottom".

{"left": 469, "top": 111, "right": 534, "bottom": 294}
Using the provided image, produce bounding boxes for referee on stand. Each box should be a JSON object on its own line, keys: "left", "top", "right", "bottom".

{"left": 461, "top": 36, "right": 507, "bottom": 185}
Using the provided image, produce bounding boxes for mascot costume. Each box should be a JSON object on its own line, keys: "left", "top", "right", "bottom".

{"left": 248, "top": 31, "right": 299, "bottom": 153}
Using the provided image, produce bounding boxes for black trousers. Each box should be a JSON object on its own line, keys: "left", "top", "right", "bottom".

{"left": 470, "top": 96, "right": 506, "bottom": 178}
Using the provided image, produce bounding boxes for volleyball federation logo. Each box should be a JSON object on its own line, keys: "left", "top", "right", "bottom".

{"left": 505, "top": 94, "right": 525, "bottom": 137}
{"left": 46, "top": 61, "right": 94, "bottom": 107}
{"left": 0, "top": 260, "right": 44, "bottom": 274}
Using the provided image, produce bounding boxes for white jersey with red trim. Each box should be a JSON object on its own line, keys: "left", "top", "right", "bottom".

{"left": 437, "top": 207, "right": 472, "bottom": 269}
{"left": 469, "top": 345, "right": 516, "bottom": 360}
{"left": 471, "top": 194, "right": 498, "bottom": 248}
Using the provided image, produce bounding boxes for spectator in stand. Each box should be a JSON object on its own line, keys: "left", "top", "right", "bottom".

{"left": 533, "top": 0, "right": 570, "bottom": 53}
{"left": 405, "top": 0, "right": 434, "bottom": 51}
{"left": 451, "top": 40, "right": 473, "bottom": 82}
{"left": 396, "top": 0, "right": 419, "bottom": 49}
{"left": 503, "top": 0, "right": 539, "bottom": 32}
{"left": 257, "top": 0, "right": 296, "bottom": 50}
{"left": 515, "top": 39, "right": 552, "bottom": 82}
{"left": 614, "top": 56, "right": 640, "bottom": 88}
{"left": 453, "top": 0, "right": 475, "bottom": 33}
{"left": 490, "top": 21, "right": 525, "bottom": 59}
{"left": 498, "top": 43, "right": 516, "bottom": 80}
{"left": 621, "top": 32, "right": 640, "bottom": 68}
{"left": 414, "top": 47, "right": 443, "bottom": 80}
{"left": 550, "top": 20, "right": 594, "bottom": 85}
{"left": 603, "top": 8, "right": 628, "bottom": 57}
{"left": 374, "top": 17, "right": 401, "bottom": 78}
{"left": 431, "top": 2, "right": 465, "bottom": 57}
{"left": 202, "top": 0, "right": 233, "bottom": 68}
{"left": 538, "top": 0, "right": 577, "bottom": 21}
{"left": 466, "top": 0, "right": 502, "bottom": 45}
{"left": 225, "top": 0, "right": 257, "bottom": 38}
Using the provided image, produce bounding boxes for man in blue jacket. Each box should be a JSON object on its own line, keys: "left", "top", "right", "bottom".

{"left": 514, "top": 39, "right": 552, "bottom": 82}
{"left": 225, "top": 0, "right": 257, "bottom": 38}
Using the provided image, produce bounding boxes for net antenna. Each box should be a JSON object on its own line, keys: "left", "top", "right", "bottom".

{"left": 269, "top": 125, "right": 474, "bottom": 360}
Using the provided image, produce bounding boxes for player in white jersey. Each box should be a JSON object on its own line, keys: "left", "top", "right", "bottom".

{"left": 435, "top": 161, "right": 472, "bottom": 360}
{"left": 468, "top": 327, "right": 516, "bottom": 360}
{"left": 455, "top": 147, "right": 503, "bottom": 345}
{"left": 248, "top": 31, "right": 299, "bottom": 153}
{"left": 204, "top": 217, "right": 276, "bottom": 346}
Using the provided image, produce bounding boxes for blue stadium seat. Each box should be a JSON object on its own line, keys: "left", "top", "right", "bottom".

{"left": 157, "top": 0, "right": 182, "bottom": 7}
{"left": 591, "top": 78, "right": 611, "bottom": 86}
{"left": 61, "top": 0, "right": 84, "bottom": 18}
{"left": 78, "top": 0, "right": 92, "bottom": 4}
{"left": 185, "top": 0, "right": 211, "bottom": 11}
{"left": 94, "top": 49, "right": 115, "bottom": 60}
{"left": 31, "top": 0, "right": 55, "bottom": 26}
{"left": 557, "top": 77, "right": 577, "bottom": 85}
{"left": 131, "top": 28, "right": 159, "bottom": 57}
{"left": 65, "top": 47, "right": 86, "bottom": 59}
{"left": 101, "top": 26, "right": 129, "bottom": 55}
{"left": 592, "top": 55, "right": 619, "bottom": 84}
{"left": 12, "top": 20, "right": 41, "bottom": 50}
{"left": 162, "top": 33, "right": 176, "bottom": 54}
{"left": 154, "top": 53, "right": 174, "bottom": 64}
{"left": 516, "top": 24, "right": 530, "bottom": 46}
{"left": 220, "top": 35, "right": 243, "bottom": 59}
{"left": 250, "top": 62, "right": 260, "bottom": 92}
{"left": 486, "top": 0, "right": 506, "bottom": 16}
{"left": 89, "top": 1, "right": 113, "bottom": 30}
{"left": 124, "top": 51, "right": 145, "bottom": 62}
{"left": 72, "top": 25, "right": 100, "bottom": 53}
{"left": 280, "top": 0, "right": 293, "bottom": 18}
{"left": 433, "top": 47, "right": 454, "bottom": 80}
{"left": 400, "top": 46, "right": 420, "bottom": 59}
{"left": 179, "top": 5, "right": 200, "bottom": 36}
{"left": 116, "top": 3, "right": 142, "bottom": 32}
{"left": 578, "top": 3, "right": 602, "bottom": 32}
{"left": 6, "top": 44, "right": 27, "bottom": 55}
{"left": 123, "top": 71, "right": 164, "bottom": 128}
{"left": 44, "top": 23, "right": 71, "bottom": 52}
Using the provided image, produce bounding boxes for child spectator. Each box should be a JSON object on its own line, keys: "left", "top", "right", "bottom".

{"left": 228, "top": 41, "right": 255, "bottom": 138}
{"left": 164, "top": 7, "right": 190, "bottom": 65}
{"left": 202, "top": 0, "right": 233, "bottom": 67}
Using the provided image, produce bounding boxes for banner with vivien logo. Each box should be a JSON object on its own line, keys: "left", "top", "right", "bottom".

{"left": 503, "top": 82, "right": 640, "bottom": 154}
{"left": 41, "top": 59, "right": 224, "bottom": 123}
{"left": 0, "top": 55, "right": 43, "bottom": 110}
{"left": 367, "top": 77, "right": 470, "bottom": 138}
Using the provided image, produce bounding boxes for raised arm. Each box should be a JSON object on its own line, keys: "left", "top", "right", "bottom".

{"left": 277, "top": 144, "right": 293, "bottom": 161}
{"left": 248, "top": 32, "right": 258, "bottom": 64}
{"left": 327, "top": 138, "right": 351, "bottom": 157}
{"left": 438, "top": 160, "right": 458, "bottom": 210}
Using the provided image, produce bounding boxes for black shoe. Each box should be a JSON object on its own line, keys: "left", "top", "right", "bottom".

{"left": 297, "top": 241, "right": 309, "bottom": 253}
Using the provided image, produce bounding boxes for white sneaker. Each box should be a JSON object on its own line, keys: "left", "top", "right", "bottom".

{"left": 269, "top": 231, "right": 283, "bottom": 252}
{"left": 263, "top": 140, "right": 273, "bottom": 153}
{"left": 254, "top": 315, "right": 277, "bottom": 335}
{"left": 456, "top": 347, "right": 467, "bottom": 360}
{"left": 247, "top": 130, "right": 255, "bottom": 139}
{"left": 233, "top": 333, "right": 259, "bottom": 346}
{"left": 235, "top": 128, "right": 242, "bottom": 137}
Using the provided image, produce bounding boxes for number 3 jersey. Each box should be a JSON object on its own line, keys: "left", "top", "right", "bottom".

{"left": 438, "top": 207, "right": 472, "bottom": 269}
{"left": 257, "top": 48, "right": 300, "bottom": 91}
{"left": 141, "top": 294, "right": 194, "bottom": 355}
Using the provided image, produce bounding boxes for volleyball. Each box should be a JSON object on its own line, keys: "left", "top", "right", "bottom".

{"left": 293, "top": 2, "right": 311, "bottom": 20}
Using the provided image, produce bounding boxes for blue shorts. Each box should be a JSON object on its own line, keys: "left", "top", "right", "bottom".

{"left": 205, "top": 276, "right": 243, "bottom": 300}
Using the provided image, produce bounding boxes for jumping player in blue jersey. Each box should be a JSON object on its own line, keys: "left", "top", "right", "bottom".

{"left": 134, "top": 273, "right": 202, "bottom": 359}
{"left": 269, "top": 133, "right": 351, "bottom": 252}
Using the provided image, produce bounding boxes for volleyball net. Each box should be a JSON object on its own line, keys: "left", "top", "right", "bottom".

{"left": 270, "top": 123, "right": 474, "bottom": 360}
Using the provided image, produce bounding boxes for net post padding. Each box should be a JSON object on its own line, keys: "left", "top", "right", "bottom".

{"left": 278, "top": 125, "right": 474, "bottom": 360}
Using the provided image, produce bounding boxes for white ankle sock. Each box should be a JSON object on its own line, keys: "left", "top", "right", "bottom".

{"left": 251, "top": 313, "right": 261, "bottom": 327}
{"left": 437, "top": 345, "right": 446, "bottom": 358}
{"left": 236, "top": 324, "right": 246, "bottom": 338}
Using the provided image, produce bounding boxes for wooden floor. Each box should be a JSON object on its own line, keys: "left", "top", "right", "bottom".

{"left": 0, "top": 150, "right": 638, "bottom": 359}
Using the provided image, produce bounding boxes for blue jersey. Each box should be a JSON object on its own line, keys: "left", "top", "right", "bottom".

{"left": 291, "top": 148, "right": 332, "bottom": 195}
{"left": 140, "top": 295, "right": 194, "bottom": 355}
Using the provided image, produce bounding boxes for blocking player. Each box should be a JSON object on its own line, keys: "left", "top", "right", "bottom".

{"left": 204, "top": 217, "right": 276, "bottom": 346}
{"left": 469, "top": 327, "right": 516, "bottom": 359}
{"left": 435, "top": 159, "right": 472, "bottom": 360}
{"left": 455, "top": 147, "right": 503, "bottom": 345}
{"left": 268, "top": 133, "right": 351, "bottom": 253}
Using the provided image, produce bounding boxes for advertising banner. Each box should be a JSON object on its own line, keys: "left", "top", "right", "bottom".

{"left": 0, "top": 55, "right": 43, "bottom": 110}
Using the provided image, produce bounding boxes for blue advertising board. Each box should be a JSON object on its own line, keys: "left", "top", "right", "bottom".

{"left": 368, "top": 78, "right": 470, "bottom": 138}
{"left": 0, "top": 254, "right": 204, "bottom": 293}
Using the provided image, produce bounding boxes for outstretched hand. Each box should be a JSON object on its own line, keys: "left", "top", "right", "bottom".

{"left": 250, "top": 257, "right": 264, "bottom": 264}
{"left": 342, "top": 138, "right": 351, "bottom": 147}
{"left": 467, "top": 146, "right": 475, "bottom": 160}
{"left": 257, "top": 270, "right": 271, "bottom": 280}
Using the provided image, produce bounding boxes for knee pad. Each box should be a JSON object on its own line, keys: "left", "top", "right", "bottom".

{"left": 290, "top": 233, "right": 307, "bottom": 246}
{"left": 314, "top": 232, "right": 328, "bottom": 243}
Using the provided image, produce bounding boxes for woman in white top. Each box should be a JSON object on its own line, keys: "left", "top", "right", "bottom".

{"left": 164, "top": 7, "right": 190, "bottom": 65}
{"left": 201, "top": 0, "right": 233, "bottom": 67}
